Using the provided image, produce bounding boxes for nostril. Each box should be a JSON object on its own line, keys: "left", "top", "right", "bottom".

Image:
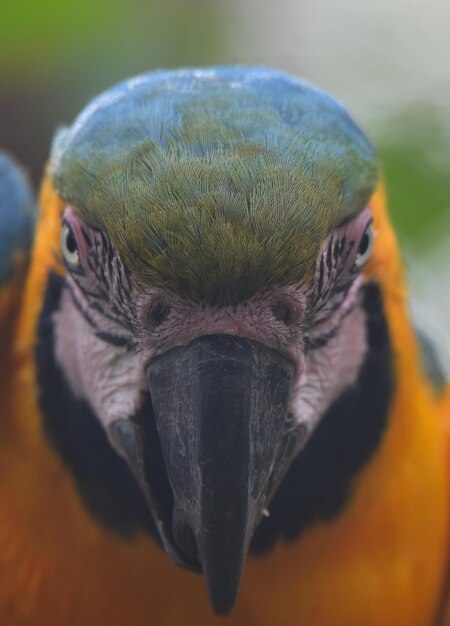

{"left": 271, "top": 300, "right": 296, "bottom": 326}
{"left": 147, "top": 301, "right": 172, "bottom": 328}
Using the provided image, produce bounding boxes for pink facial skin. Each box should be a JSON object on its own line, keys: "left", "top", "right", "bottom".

{"left": 55, "top": 205, "right": 373, "bottom": 444}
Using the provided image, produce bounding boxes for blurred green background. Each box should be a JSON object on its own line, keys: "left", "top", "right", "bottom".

{"left": 1, "top": 0, "right": 449, "bottom": 366}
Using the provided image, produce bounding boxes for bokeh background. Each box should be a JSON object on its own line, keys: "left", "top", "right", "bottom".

{"left": 1, "top": 0, "right": 449, "bottom": 370}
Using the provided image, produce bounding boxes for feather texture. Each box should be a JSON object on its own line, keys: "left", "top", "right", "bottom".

{"left": 0, "top": 152, "right": 35, "bottom": 351}
{"left": 0, "top": 152, "right": 35, "bottom": 283}
{"left": 50, "top": 67, "right": 377, "bottom": 303}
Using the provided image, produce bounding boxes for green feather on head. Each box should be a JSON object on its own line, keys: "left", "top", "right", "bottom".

{"left": 50, "top": 67, "right": 378, "bottom": 304}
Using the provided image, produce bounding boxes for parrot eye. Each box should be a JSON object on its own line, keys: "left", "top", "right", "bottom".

{"left": 355, "top": 223, "right": 374, "bottom": 267}
{"left": 61, "top": 223, "right": 80, "bottom": 268}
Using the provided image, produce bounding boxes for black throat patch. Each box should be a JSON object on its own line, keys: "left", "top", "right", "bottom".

{"left": 36, "top": 274, "right": 393, "bottom": 549}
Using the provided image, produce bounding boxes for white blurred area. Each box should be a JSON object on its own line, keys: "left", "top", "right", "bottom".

{"left": 228, "top": 0, "right": 450, "bottom": 374}
{"left": 228, "top": 0, "right": 450, "bottom": 126}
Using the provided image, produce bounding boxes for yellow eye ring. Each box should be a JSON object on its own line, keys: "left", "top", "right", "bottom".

{"left": 61, "top": 224, "right": 80, "bottom": 268}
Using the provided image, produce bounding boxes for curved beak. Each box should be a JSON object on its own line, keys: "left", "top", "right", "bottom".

{"left": 147, "top": 334, "right": 295, "bottom": 615}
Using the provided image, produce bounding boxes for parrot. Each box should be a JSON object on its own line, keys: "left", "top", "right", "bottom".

{"left": 1, "top": 66, "right": 449, "bottom": 626}
{"left": 0, "top": 153, "right": 35, "bottom": 352}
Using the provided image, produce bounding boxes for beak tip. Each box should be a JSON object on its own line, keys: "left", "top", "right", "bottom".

{"left": 206, "top": 573, "right": 242, "bottom": 617}
{"left": 211, "top": 598, "right": 236, "bottom": 617}
{"left": 201, "top": 536, "right": 247, "bottom": 617}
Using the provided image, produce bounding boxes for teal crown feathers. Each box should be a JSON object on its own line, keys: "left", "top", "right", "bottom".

{"left": 50, "top": 67, "right": 377, "bottom": 304}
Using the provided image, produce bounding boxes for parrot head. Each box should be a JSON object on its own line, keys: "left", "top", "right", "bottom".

{"left": 46, "top": 67, "right": 378, "bottom": 614}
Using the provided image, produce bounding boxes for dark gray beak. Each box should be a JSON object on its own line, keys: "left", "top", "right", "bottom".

{"left": 147, "top": 334, "right": 294, "bottom": 615}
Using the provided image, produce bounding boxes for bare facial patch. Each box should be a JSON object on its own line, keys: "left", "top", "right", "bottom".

{"left": 53, "top": 287, "right": 147, "bottom": 429}
{"left": 54, "top": 205, "right": 372, "bottom": 439}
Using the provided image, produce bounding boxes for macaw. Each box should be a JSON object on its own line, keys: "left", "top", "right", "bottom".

{"left": 0, "top": 153, "right": 35, "bottom": 349}
{"left": 1, "top": 67, "right": 449, "bottom": 626}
